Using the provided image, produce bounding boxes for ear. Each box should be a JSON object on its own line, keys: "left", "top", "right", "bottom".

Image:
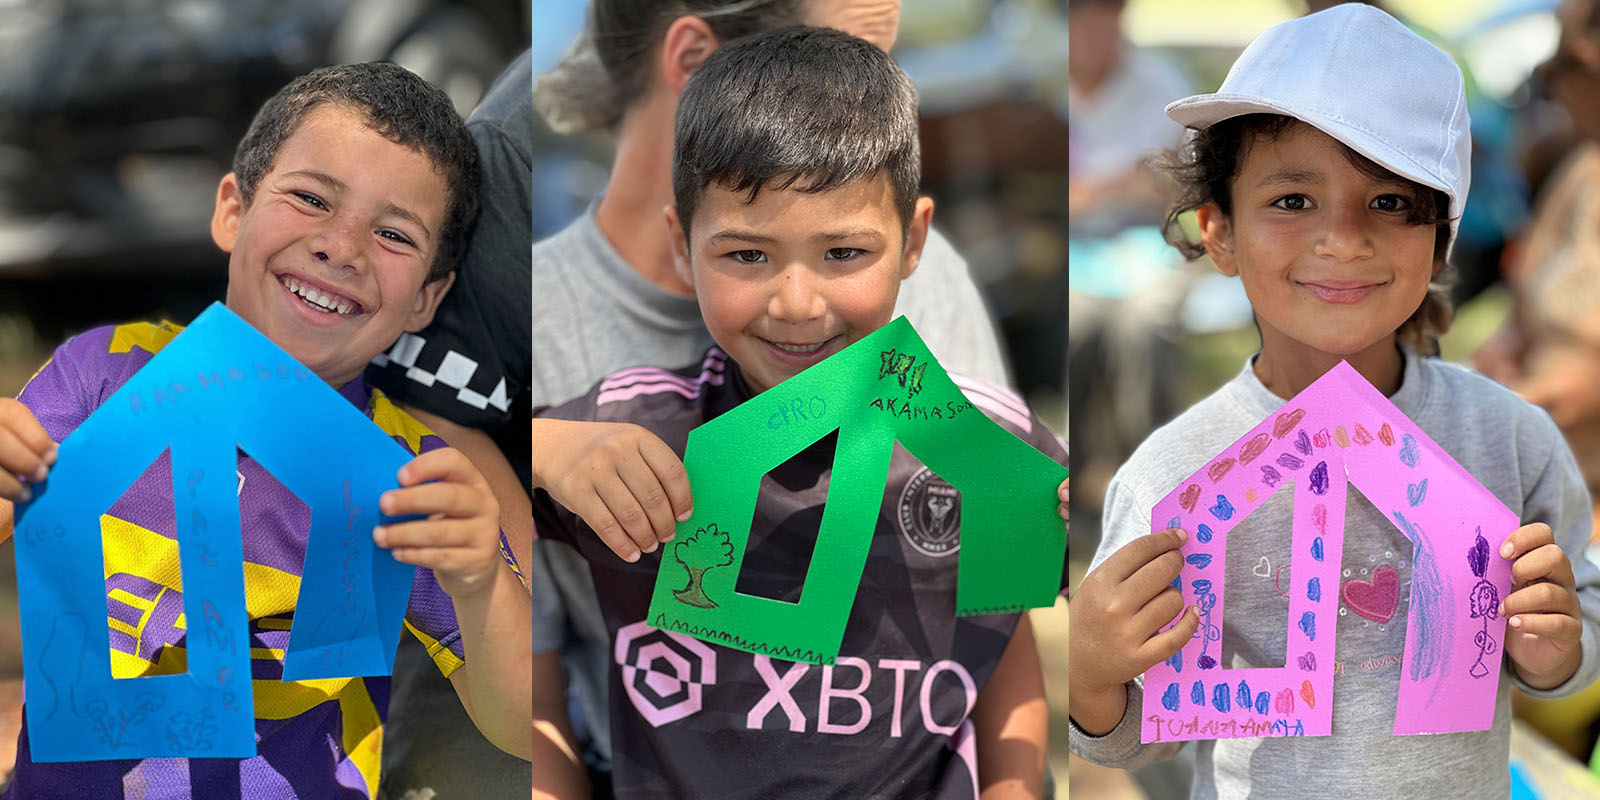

{"left": 405, "top": 271, "right": 457, "bottom": 333}
{"left": 211, "top": 172, "right": 245, "bottom": 253}
{"left": 660, "top": 15, "right": 721, "bottom": 96}
{"left": 1195, "top": 203, "right": 1238, "bottom": 277}
{"left": 664, "top": 204, "right": 695, "bottom": 290}
{"left": 899, "top": 196, "right": 935, "bottom": 281}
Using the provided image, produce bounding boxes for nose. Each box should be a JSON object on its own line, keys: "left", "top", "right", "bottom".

{"left": 1313, "top": 201, "right": 1375, "bottom": 262}
{"left": 308, "top": 216, "right": 366, "bottom": 273}
{"left": 768, "top": 263, "right": 826, "bottom": 323}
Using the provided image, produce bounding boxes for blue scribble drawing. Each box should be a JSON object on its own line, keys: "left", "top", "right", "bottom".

{"left": 1191, "top": 680, "right": 1204, "bottom": 706}
{"left": 1192, "top": 580, "right": 1221, "bottom": 670}
{"left": 1212, "top": 682, "right": 1231, "bottom": 713}
{"left": 167, "top": 708, "right": 218, "bottom": 752}
{"left": 1467, "top": 530, "right": 1499, "bottom": 679}
{"left": 1393, "top": 511, "right": 1448, "bottom": 685}
{"left": 1196, "top": 524, "right": 1214, "bottom": 544}
{"left": 1209, "top": 495, "right": 1235, "bottom": 521}
{"left": 1399, "top": 434, "right": 1420, "bottom": 467}
{"left": 1162, "top": 683, "right": 1180, "bottom": 711}
{"left": 1186, "top": 554, "right": 1213, "bottom": 569}
{"left": 1307, "top": 577, "right": 1321, "bottom": 602}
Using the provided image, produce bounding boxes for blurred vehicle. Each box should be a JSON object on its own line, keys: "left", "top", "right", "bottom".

{"left": 0, "top": 0, "right": 528, "bottom": 281}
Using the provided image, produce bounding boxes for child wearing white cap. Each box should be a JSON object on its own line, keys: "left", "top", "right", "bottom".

{"left": 1068, "top": 5, "right": 1600, "bottom": 797}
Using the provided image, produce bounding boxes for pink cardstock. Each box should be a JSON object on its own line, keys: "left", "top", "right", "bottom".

{"left": 1140, "top": 361, "right": 1516, "bottom": 743}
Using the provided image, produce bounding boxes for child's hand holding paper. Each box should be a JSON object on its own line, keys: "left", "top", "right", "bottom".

{"left": 0, "top": 397, "right": 56, "bottom": 505}
{"left": 531, "top": 418, "right": 693, "bottom": 563}
{"left": 375, "top": 447, "right": 506, "bottom": 599}
{"left": 1500, "top": 521, "right": 1584, "bottom": 689}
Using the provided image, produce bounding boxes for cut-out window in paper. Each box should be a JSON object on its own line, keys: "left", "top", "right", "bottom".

{"left": 12, "top": 303, "right": 420, "bottom": 762}
{"left": 646, "top": 317, "right": 1069, "bottom": 665}
{"left": 732, "top": 434, "right": 834, "bottom": 604}
{"left": 1141, "top": 361, "right": 1517, "bottom": 743}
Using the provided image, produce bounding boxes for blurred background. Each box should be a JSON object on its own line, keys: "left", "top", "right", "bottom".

{"left": 1068, "top": 0, "right": 1600, "bottom": 797}
{"left": 0, "top": 0, "right": 531, "bottom": 781}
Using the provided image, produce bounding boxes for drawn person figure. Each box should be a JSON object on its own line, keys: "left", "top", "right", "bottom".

{"left": 1068, "top": 6, "right": 1600, "bottom": 797}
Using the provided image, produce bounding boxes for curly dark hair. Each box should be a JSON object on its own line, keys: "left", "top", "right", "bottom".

{"left": 1155, "top": 114, "right": 1456, "bottom": 354}
{"left": 231, "top": 62, "right": 480, "bottom": 284}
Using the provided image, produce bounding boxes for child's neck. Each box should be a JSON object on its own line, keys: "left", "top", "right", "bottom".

{"left": 1253, "top": 334, "right": 1405, "bottom": 399}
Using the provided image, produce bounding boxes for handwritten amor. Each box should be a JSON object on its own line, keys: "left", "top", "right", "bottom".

{"left": 1141, "top": 361, "right": 1516, "bottom": 743}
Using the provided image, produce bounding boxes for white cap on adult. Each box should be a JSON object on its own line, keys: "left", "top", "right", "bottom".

{"left": 1164, "top": 3, "right": 1471, "bottom": 252}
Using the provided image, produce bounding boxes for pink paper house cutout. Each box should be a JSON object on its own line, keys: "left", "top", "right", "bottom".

{"left": 1140, "top": 362, "right": 1516, "bottom": 743}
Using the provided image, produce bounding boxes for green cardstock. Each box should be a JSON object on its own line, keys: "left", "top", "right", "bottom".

{"left": 645, "top": 316, "right": 1068, "bottom": 665}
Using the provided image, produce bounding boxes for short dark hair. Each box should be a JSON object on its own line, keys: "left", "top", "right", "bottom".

{"left": 231, "top": 62, "right": 480, "bottom": 283}
{"left": 672, "top": 26, "right": 920, "bottom": 237}
{"left": 1156, "top": 113, "right": 1456, "bottom": 354}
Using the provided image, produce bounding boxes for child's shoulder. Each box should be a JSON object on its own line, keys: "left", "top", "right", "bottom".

{"left": 1412, "top": 355, "right": 1566, "bottom": 458}
{"left": 544, "top": 347, "right": 732, "bottom": 428}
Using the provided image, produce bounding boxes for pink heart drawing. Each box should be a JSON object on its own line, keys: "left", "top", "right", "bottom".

{"left": 1341, "top": 567, "right": 1399, "bottom": 623}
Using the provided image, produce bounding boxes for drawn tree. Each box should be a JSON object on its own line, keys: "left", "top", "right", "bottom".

{"left": 673, "top": 523, "right": 735, "bottom": 609}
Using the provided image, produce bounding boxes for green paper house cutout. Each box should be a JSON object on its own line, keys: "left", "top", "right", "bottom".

{"left": 646, "top": 317, "right": 1067, "bottom": 665}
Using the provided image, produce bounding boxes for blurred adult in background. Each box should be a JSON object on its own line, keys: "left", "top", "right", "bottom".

{"left": 1477, "top": 0, "right": 1600, "bottom": 529}
{"left": 529, "top": 1, "right": 1013, "bottom": 793}
{"left": 1066, "top": 0, "right": 1190, "bottom": 542}
{"left": 1066, "top": 0, "right": 1187, "bottom": 236}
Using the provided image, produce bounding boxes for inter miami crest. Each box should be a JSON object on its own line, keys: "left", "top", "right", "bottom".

{"left": 899, "top": 467, "right": 961, "bottom": 556}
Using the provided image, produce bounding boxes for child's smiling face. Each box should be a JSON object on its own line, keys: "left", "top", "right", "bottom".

{"left": 213, "top": 104, "right": 453, "bottom": 386}
{"left": 1199, "top": 121, "right": 1440, "bottom": 365}
{"left": 667, "top": 174, "right": 931, "bottom": 395}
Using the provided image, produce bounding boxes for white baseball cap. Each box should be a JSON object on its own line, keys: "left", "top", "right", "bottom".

{"left": 1165, "top": 4, "right": 1470, "bottom": 250}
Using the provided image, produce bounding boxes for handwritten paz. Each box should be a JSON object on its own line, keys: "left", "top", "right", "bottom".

{"left": 12, "top": 303, "right": 419, "bottom": 761}
{"left": 1141, "top": 361, "right": 1516, "bottom": 743}
{"left": 646, "top": 316, "right": 1068, "bottom": 665}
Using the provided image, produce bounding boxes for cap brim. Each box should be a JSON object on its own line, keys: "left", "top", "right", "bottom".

{"left": 1164, "top": 92, "right": 1455, "bottom": 202}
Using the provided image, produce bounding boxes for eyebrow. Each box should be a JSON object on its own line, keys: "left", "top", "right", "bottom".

{"left": 281, "top": 170, "right": 433, "bottom": 242}
{"left": 1255, "top": 169, "right": 1323, "bottom": 189}
{"left": 706, "top": 228, "right": 887, "bottom": 245}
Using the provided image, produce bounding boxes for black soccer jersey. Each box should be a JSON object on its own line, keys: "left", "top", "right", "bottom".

{"left": 532, "top": 347, "right": 1068, "bottom": 798}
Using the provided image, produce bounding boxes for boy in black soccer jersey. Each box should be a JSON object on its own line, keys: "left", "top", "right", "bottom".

{"left": 530, "top": 27, "right": 1069, "bottom": 798}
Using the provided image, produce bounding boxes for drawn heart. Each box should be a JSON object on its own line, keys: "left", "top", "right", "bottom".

{"left": 1295, "top": 430, "right": 1312, "bottom": 456}
{"left": 1277, "top": 452, "right": 1304, "bottom": 470}
{"left": 1260, "top": 464, "right": 1282, "bottom": 487}
{"left": 1162, "top": 682, "right": 1180, "bottom": 712}
{"left": 1166, "top": 517, "right": 1182, "bottom": 533}
{"left": 1311, "top": 536, "right": 1325, "bottom": 562}
{"left": 1273, "top": 564, "right": 1291, "bottom": 598}
{"left": 1191, "top": 681, "right": 1205, "bottom": 706}
{"left": 1239, "top": 432, "right": 1271, "bottom": 465}
{"left": 1300, "top": 680, "right": 1316, "bottom": 710}
{"left": 1252, "top": 556, "right": 1271, "bottom": 577}
{"left": 1196, "top": 524, "right": 1214, "bottom": 544}
{"left": 1186, "top": 554, "right": 1214, "bottom": 569}
{"left": 1209, "top": 494, "right": 1235, "bottom": 521}
{"left": 1273, "top": 407, "right": 1305, "bottom": 438}
{"left": 1208, "top": 457, "right": 1236, "bottom": 482}
{"left": 1399, "top": 433, "right": 1420, "bottom": 467}
{"left": 1297, "top": 651, "right": 1316, "bottom": 671}
{"left": 1275, "top": 687, "right": 1296, "bottom": 714}
{"left": 1312, "top": 504, "right": 1327, "bottom": 533}
{"left": 1341, "top": 567, "right": 1400, "bottom": 623}
{"left": 1406, "top": 478, "right": 1428, "bottom": 507}
{"left": 1297, "top": 611, "right": 1316, "bottom": 641}
{"left": 1179, "top": 483, "right": 1201, "bottom": 513}
{"left": 1313, "top": 428, "right": 1331, "bottom": 449}
{"left": 1334, "top": 425, "right": 1351, "bottom": 448}
{"left": 1353, "top": 424, "right": 1374, "bottom": 446}
{"left": 1308, "top": 461, "right": 1329, "bottom": 495}
{"left": 1378, "top": 422, "right": 1395, "bottom": 446}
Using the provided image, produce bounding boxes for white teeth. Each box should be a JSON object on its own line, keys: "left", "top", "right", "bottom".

{"left": 279, "top": 275, "right": 357, "bottom": 316}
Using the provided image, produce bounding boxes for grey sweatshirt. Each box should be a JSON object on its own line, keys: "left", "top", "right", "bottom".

{"left": 1070, "top": 351, "right": 1600, "bottom": 798}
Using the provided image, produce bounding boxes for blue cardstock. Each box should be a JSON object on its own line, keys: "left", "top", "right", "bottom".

{"left": 12, "top": 303, "right": 419, "bottom": 761}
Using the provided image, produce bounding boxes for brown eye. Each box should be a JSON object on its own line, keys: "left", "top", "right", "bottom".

{"left": 1371, "top": 194, "right": 1412, "bottom": 213}
{"left": 731, "top": 250, "right": 766, "bottom": 264}
{"left": 1271, "top": 194, "right": 1311, "bottom": 211}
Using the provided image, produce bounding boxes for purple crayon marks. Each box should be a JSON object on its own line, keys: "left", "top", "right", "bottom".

{"left": 1277, "top": 452, "right": 1304, "bottom": 470}
{"left": 1295, "top": 430, "right": 1312, "bottom": 455}
{"left": 1261, "top": 465, "right": 1283, "bottom": 487}
{"left": 1467, "top": 530, "right": 1499, "bottom": 679}
{"left": 1309, "top": 461, "right": 1330, "bottom": 495}
{"left": 1297, "top": 651, "right": 1316, "bottom": 671}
